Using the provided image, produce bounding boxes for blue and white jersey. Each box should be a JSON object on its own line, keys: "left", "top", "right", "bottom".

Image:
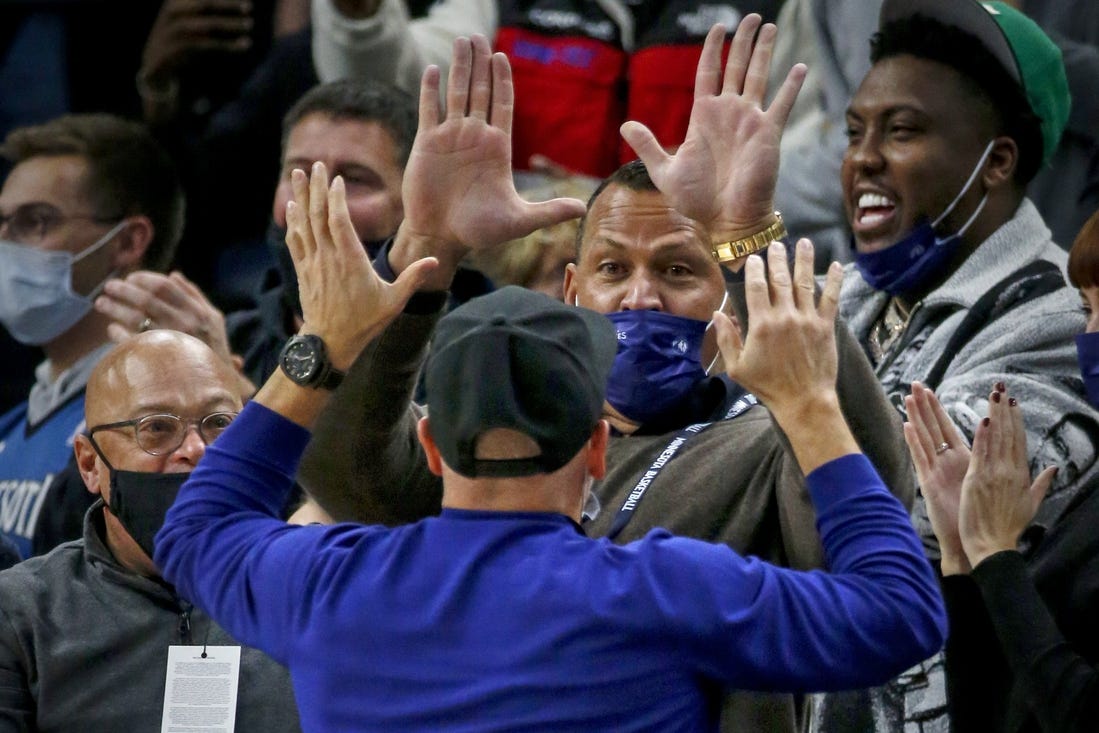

{"left": 0, "top": 395, "right": 85, "bottom": 559}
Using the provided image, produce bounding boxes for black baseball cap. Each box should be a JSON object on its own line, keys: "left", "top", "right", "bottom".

{"left": 423, "top": 286, "right": 617, "bottom": 478}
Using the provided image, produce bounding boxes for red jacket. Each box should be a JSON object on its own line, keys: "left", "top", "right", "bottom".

{"left": 495, "top": 0, "right": 781, "bottom": 177}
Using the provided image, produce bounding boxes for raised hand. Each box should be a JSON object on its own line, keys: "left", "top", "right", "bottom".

{"left": 903, "top": 381, "right": 971, "bottom": 574}
{"left": 138, "top": 0, "right": 253, "bottom": 119}
{"left": 620, "top": 17, "right": 806, "bottom": 241}
{"left": 94, "top": 270, "right": 255, "bottom": 398}
{"left": 390, "top": 35, "right": 587, "bottom": 286}
{"left": 713, "top": 240, "right": 841, "bottom": 408}
{"left": 711, "top": 239, "right": 850, "bottom": 472}
{"left": 958, "top": 386, "right": 1058, "bottom": 568}
{"left": 287, "top": 162, "right": 438, "bottom": 369}
{"left": 96, "top": 271, "right": 234, "bottom": 362}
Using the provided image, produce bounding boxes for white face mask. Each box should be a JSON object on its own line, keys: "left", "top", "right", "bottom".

{"left": 0, "top": 220, "right": 126, "bottom": 345}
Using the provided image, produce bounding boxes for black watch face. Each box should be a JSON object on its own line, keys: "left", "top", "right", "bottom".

{"left": 283, "top": 340, "right": 320, "bottom": 382}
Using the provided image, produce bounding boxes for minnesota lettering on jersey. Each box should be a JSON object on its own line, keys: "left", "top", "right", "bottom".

{"left": 0, "top": 474, "right": 51, "bottom": 558}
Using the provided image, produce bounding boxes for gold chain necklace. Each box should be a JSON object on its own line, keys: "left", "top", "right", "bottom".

{"left": 869, "top": 297, "right": 913, "bottom": 365}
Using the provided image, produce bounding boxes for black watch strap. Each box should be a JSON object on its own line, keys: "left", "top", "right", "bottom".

{"left": 316, "top": 363, "right": 345, "bottom": 391}
{"left": 279, "top": 334, "right": 346, "bottom": 391}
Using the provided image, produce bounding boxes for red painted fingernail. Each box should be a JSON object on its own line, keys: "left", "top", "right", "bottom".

{"left": 982, "top": 417, "right": 990, "bottom": 426}
{"left": 992, "top": 392, "right": 1001, "bottom": 403}
{"left": 1008, "top": 398, "right": 1017, "bottom": 407}
{"left": 995, "top": 381, "right": 1006, "bottom": 392}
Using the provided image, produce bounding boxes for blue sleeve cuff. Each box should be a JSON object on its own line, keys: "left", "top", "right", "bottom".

{"left": 371, "top": 237, "right": 399, "bottom": 282}
{"left": 223, "top": 401, "right": 313, "bottom": 478}
{"left": 371, "top": 238, "right": 449, "bottom": 315}
{"left": 806, "top": 453, "right": 887, "bottom": 513}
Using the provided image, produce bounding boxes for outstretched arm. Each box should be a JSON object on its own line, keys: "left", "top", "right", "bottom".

{"left": 681, "top": 238, "right": 946, "bottom": 689}
{"left": 297, "top": 35, "right": 586, "bottom": 520}
{"left": 154, "top": 164, "right": 438, "bottom": 657}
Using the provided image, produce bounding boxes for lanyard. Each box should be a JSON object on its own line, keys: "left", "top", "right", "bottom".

{"left": 605, "top": 394, "right": 758, "bottom": 540}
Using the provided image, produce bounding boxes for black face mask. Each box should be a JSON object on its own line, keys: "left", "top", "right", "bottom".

{"left": 105, "top": 469, "right": 189, "bottom": 560}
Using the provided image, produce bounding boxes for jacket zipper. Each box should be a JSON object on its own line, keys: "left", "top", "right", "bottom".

{"left": 178, "top": 604, "right": 193, "bottom": 644}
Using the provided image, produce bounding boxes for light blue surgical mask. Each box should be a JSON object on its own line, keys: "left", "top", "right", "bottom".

{"left": 855, "top": 141, "right": 994, "bottom": 296}
{"left": 0, "top": 219, "right": 126, "bottom": 345}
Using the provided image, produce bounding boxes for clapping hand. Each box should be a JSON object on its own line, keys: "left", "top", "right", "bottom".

{"left": 95, "top": 271, "right": 255, "bottom": 399}
{"left": 958, "top": 385, "right": 1058, "bottom": 568}
{"left": 903, "top": 382, "right": 971, "bottom": 574}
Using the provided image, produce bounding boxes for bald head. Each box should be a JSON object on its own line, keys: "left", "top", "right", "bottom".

{"left": 86, "top": 331, "right": 242, "bottom": 427}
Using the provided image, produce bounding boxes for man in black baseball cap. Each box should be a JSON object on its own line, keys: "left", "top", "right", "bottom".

{"left": 421, "top": 285, "right": 615, "bottom": 483}
{"left": 153, "top": 157, "right": 946, "bottom": 731}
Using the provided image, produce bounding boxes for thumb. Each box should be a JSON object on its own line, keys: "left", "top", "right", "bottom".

{"left": 902, "top": 422, "right": 931, "bottom": 483}
{"left": 711, "top": 310, "right": 743, "bottom": 374}
{"left": 620, "top": 121, "right": 669, "bottom": 174}
{"left": 520, "top": 197, "right": 587, "bottom": 234}
{"left": 389, "top": 256, "right": 440, "bottom": 308}
{"left": 1029, "top": 466, "right": 1058, "bottom": 514}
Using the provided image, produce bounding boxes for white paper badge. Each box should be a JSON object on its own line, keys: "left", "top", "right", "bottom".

{"left": 161, "top": 645, "right": 241, "bottom": 733}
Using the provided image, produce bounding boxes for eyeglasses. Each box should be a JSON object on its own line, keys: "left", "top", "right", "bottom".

{"left": 0, "top": 203, "right": 120, "bottom": 244}
{"left": 88, "top": 412, "right": 239, "bottom": 457}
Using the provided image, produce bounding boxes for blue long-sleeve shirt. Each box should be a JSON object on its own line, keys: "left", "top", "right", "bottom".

{"left": 156, "top": 402, "right": 946, "bottom": 733}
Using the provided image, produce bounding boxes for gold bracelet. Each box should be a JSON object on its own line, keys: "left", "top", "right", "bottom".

{"left": 711, "top": 212, "right": 787, "bottom": 262}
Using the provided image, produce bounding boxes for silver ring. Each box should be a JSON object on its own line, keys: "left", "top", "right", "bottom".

{"left": 935, "top": 441, "right": 950, "bottom": 455}
{"left": 138, "top": 316, "right": 154, "bottom": 333}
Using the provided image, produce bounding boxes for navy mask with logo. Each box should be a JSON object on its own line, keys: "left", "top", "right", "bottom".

{"left": 602, "top": 286, "right": 731, "bottom": 426}
{"left": 605, "top": 309, "right": 708, "bottom": 424}
{"left": 855, "top": 141, "right": 994, "bottom": 296}
{"left": 1075, "top": 331, "right": 1099, "bottom": 408}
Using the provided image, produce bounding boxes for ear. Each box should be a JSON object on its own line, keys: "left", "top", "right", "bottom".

{"left": 112, "top": 215, "right": 155, "bottom": 271}
{"left": 416, "top": 416, "right": 444, "bottom": 477}
{"left": 983, "top": 136, "right": 1019, "bottom": 190}
{"left": 586, "top": 420, "right": 609, "bottom": 480}
{"left": 563, "top": 263, "right": 579, "bottom": 306}
{"left": 73, "top": 435, "right": 106, "bottom": 498}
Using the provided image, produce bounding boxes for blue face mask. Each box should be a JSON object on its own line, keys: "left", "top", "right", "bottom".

{"left": 1075, "top": 331, "right": 1099, "bottom": 408}
{"left": 855, "top": 141, "right": 994, "bottom": 296}
{"left": 601, "top": 290, "right": 727, "bottom": 425}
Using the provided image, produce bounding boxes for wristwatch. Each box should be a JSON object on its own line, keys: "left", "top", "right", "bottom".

{"left": 711, "top": 212, "right": 787, "bottom": 263}
{"left": 278, "top": 334, "right": 345, "bottom": 391}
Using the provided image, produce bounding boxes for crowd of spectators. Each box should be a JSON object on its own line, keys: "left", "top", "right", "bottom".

{"left": 0, "top": 0, "right": 1097, "bottom": 731}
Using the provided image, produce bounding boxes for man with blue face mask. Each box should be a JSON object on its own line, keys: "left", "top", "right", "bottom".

{"left": 818, "top": 1, "right": 1099, "bottom": 731}
{"left": 0, "top": 113, "right": 184, "bottom": 559}
{"left": 839, "top": 0, "right": 1094, "bottom": 551}
{"left": 297, "top": 22, "right": 919, "bottom": 733}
